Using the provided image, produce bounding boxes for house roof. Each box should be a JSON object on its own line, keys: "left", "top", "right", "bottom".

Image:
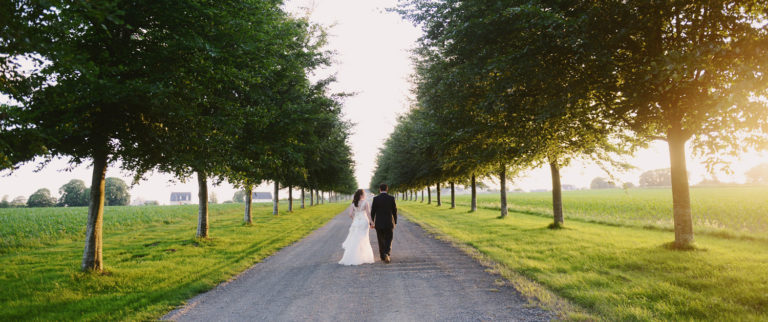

{"left": 252, "top": 192, "right": 272, "bottom": 200}
{"left": 170, "top": 192, "right": 192, "bottom": 201}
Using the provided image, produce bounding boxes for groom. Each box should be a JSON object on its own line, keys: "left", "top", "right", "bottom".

{"left": 370, "top": 183, "right": 397, "bottom": 263}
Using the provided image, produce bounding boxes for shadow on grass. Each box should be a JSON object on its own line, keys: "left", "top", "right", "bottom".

{"left": 661, "top": 241, "right": 707, "bottom": 252}
{"left": 547, "top": 222, "right": 564, "bottom": 230}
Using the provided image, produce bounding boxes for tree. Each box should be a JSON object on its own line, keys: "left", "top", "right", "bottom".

{"left": 2, "top": 1, "right": 328, "bottom": 271}
{"left": 597, "top": 1, "right": 768, "bottom": 248}
{"left": 10, "top": 196, "right": 26, "bottom": 207}
{"left": 104, "top": 178, "right": 130, "bottom": 206}
{"left": 3, "top": 2, "right": 213, "bottom": 270}
{"left": 27, "top": 188, "right": 56, "bottom": 207}
{"left": 208, "top": 192, "right": 218, "bottom": 205}
{"left": 746, "top": 163, "right": 768, "bottom": 184}
{"left": 590, "top": 177, "right": 617, "bottom": 189}
{"left": 396, "top": 0, "right": 635, "bottom": 225}
{"left": 58, "top": 180, "right": 89, "bottom": 207}
{"left": 233, "top": 190, "right": 247, "bottom": 203}
{"left": 0, "top": 195, "right": 9, "bottom": 208}
{"left": 3, "top": 1, "right": 220, "bottom": 271}
{"left": 639, "top": 169, "right": 672, "bottom": 187}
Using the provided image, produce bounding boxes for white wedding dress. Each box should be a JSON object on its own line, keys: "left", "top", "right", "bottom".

{"left": 339, "top": 201, "right": 375, "bottom": 265}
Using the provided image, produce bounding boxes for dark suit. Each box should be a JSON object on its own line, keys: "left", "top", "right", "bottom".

{"left": 371, "top": 192, "right": 397, "bottom": 260}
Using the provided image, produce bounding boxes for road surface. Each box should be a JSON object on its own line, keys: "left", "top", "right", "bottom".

{"left": 164, "top": 209, "right": 553, "bottom": 321}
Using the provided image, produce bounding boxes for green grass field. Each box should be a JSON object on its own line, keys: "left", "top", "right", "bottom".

{"left": 399, "top": 199, "right": 768, "bottom": 321}
{"left": 0, "top": 202, "right": 345, "bottom": 320}
{"left": 447, "top": 186, "right": 768, "bottom": 239}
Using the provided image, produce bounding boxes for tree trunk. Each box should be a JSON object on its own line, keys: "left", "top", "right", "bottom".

{"left": 244, "top": 185, "right": 253, "bottom": 224}
{"left": 273, "top": 181, "right": 279, "bottom": 215}
{"left": 471, "top": 173, "right": 477, "bottom": 212}
{"left": 81, "top": 152, "right": 107, "bottom": 271}
{"left": 310, "top": 188, "right": 314, "bottom": 206}
{"left": 450, "top": 181, "right": 455, "bottom": 209}
{"left": 500, "top": 167, "right": 508, "bottom": 218}
{"left": 421, "top": 189, "right": 424, "bottom": 203}
{"left": 550, "top": 159, "right": 564, "bottom": 227}
{"left": 427, "top": 186, "right": 431, "bottom": 204}
{"left": 668, "top": 121, "right": 694, "bottom": 248}
{"left": 301, "top": 188, "right": 305, "bottom": 209}
{"left": 436, "top": 183, "right": 441, "bottom": 206}
{"left": 288, "top": 186, "right": 293, "bottom": 212}
{"left": 197, "top": 171, "right": 209, "bottom": 238}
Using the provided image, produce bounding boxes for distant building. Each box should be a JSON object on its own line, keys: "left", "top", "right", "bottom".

{"left": 252, "top": 192, "right": 272, "bottom": 202}
{"left": 170, "top": 192, "right": 192, "bottom": 205}
{"left": 561, "top": 184, "right": 577, "bottom": 191}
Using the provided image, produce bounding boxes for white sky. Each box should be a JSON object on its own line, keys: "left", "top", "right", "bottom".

{"left": 1, "top": 0, "right": 766, "bottom": 204}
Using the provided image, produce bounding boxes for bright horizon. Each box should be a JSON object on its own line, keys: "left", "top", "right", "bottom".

{"left": 1, "top": 0, "right": 766, "bottom": 204}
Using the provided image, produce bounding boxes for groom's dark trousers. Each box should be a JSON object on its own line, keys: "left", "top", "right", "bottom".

{"left": 371, "top": 192, "right": 397, "bottom": 260}
{"left": 375, "top": 228, "right": 393, "bottom": 259}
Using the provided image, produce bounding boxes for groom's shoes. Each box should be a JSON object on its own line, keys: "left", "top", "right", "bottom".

{"left": 384, "top": 255, "right": 391, "bottom": 264}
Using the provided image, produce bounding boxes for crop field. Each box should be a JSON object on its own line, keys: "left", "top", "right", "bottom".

{"left": 0, "top": 201, "right": 291, "bottom": 251}
{"left": 0, "top": 201, "right": 346, "bottom": 320}
{"left": 446, "top": 186, "right": 768, "bottom": 238}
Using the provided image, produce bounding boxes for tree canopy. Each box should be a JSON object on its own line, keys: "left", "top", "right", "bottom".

{"left": 27, "top": 188, "right": 56, "bottom": 208}
{"left": 378, "top": 0, "right": 768, "bottom": 246}
{"left": 1, "top": 0, "right": 356, "bottom": 271}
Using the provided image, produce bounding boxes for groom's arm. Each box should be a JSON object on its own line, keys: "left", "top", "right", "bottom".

{"left": 370, "top": 198, "right": 378, "bottom": 223}
{"left": 392, "top": 197, "right": 397, "bottom": 225}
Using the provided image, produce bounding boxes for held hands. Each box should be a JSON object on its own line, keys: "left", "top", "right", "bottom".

{"left": 369, "top": 223, "right": 375, "bottom": 229}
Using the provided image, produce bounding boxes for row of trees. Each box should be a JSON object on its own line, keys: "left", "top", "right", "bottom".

{"left": 371, "top": 0, "right": 768, "bottom": 248}
{"left": 1, "top": 1, "right": 356, "bottom": 272}
{"left": 0, "top": 178, "right": 131, "bottom": 208}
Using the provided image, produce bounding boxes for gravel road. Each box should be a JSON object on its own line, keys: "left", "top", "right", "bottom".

{"left": 163, "top": 208, "right": 554, "bottom": 321}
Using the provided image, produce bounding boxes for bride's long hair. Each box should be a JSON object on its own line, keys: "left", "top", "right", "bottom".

{"left": 353, "top": 189, "right": 364, "bottom": 207}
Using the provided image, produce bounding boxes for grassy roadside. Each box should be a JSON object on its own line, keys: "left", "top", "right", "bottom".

{"left": 0, "top": 203, "right": 346, "bottom": 320}
{"left": 399, "top": 202, "right": 768, "bottom": 321}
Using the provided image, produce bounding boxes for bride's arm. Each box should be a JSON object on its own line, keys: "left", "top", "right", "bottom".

{"left": 349, "top": 204, "right": 355, "bottom": 218}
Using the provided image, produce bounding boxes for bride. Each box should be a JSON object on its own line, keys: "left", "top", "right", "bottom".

{"left": 339, "top": 189, "right": 375, "bottom": 265}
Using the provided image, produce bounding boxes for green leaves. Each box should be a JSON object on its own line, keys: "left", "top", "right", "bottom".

{"left": 375, "top": 0, "right": 635, "bottom": 193}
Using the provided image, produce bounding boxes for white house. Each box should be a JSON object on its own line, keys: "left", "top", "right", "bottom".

{"left": 252, "top": 192, "right": 272, "bottom": 202}
{"left": 170, "top": 192, "right": 192, "bottom": 205}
